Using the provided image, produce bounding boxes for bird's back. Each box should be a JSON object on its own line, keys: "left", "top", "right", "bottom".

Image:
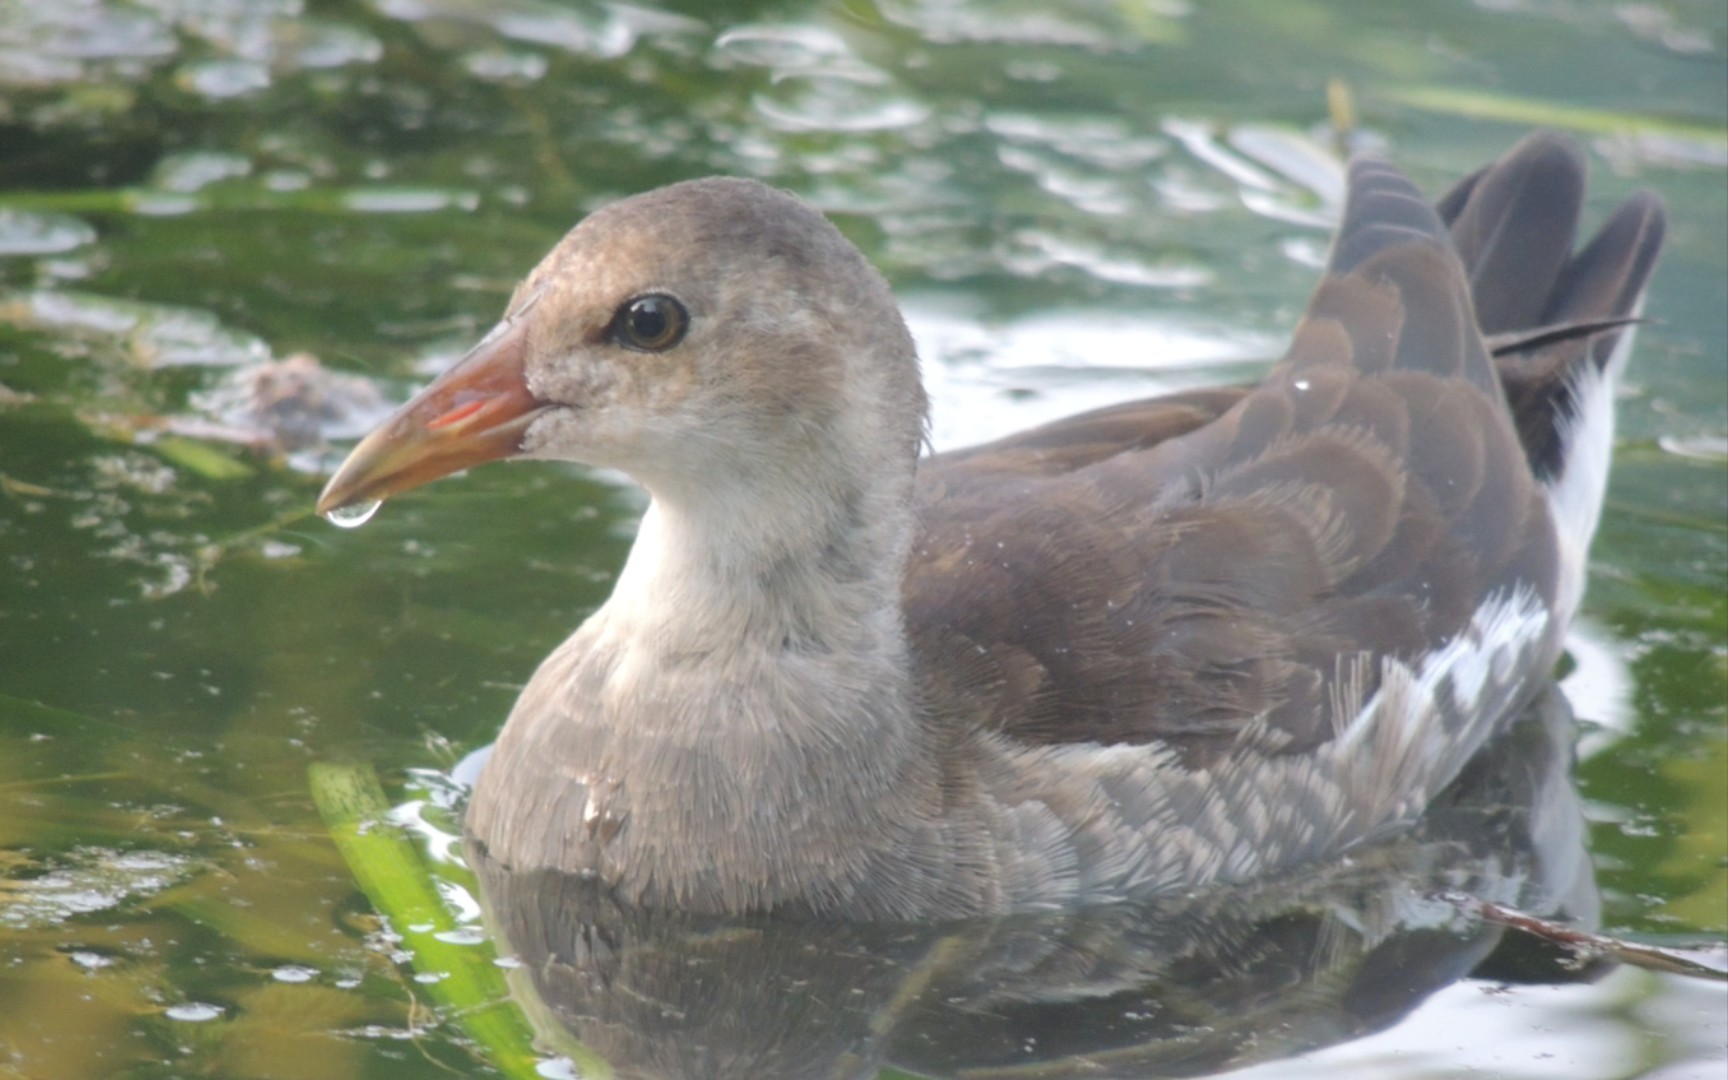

{"left": 901, "top": 134, "right": 1663, "bottom": 903}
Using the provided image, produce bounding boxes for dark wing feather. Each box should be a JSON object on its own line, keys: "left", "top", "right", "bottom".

{"left": 905, "top": 134, "right": 1659, "bottom": 766}
{"left": 923, "top": 385, "right": 1253, "bottom": 478}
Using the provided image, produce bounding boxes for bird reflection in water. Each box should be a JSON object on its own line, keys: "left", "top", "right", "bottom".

{"left": 466, "top": 682, "right": 1598, "bottom": 1080}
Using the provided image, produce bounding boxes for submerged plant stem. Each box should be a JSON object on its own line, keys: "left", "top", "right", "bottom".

{"left": 309, "top": 760, "right": 607, "bottom": 1079}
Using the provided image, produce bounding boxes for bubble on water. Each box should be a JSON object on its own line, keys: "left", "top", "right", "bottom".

{"left": 165, "top": 1002, "right": 223, "bottom": 1022}
{"left": 324, "top": 499, "right": 381, "bottom": 529}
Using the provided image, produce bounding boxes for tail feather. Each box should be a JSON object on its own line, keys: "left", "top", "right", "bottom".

{"left": 1329, "top": 158, "right": 1453, "bottom": 277}
{"left": 1320, "top": 156, "right": 1499, "bottom": 395}
{"left": 1542, "top": 189, "right": 1666, "bottom": 362}
{"left": 1436, "top": 132, "right": 1666, "bottom": 620}
{"left": 1437, "top": 134, "right": 1666, "bottom": 483}
{"left": 1442, "top": 132, "right": 1588, "bottom": 336}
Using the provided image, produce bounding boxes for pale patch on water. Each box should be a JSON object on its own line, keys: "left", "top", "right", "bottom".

{"left": 463, "top": 47, "right": 549, "bottom": 83}
{"left": 1562, "top": 616, "right": 1637, "bottom": 759}
{"left": 877, "top": 0, "right": 1171, "bottom": 48}
{"left": 996, "top": 145, "right": 1143, "bottom": 218}
{"left": 180, "top": 58, "right": 271, "bottom": 98}
{"left": 0, "top": 289, "right": 271, "bottom": 367}
{"left": 0, "top": 0, "right": 381, "bottom": 96}
{"left": 152, "top": 151, "right": 253, "bottom": 194}
{"left": 341, "top": 188, "right": 481, "bottom": 213}
{"left": 714, "top": 23, "right": 853, "bottom": 69}
{"left": 1226, "top": 967, "right": 1727, "bottom": 1080}
{"left": 1230, "top": 125, "right": 1349, "bottom": 210}
{"left": 1168, "top": 119, "right": 1346, "bottom": 229}
{"left": 0, "top": 209, "right": 97, "bottom": 256}
{"left": 370, "top": 0, "right": 639, "bottom": 59}
{"left": 70, "top": 950, "right": 116, "bottom": 971}
{"left": 720, "top": 29, "right": 929, "bottom": 137}
{"left": 0, "top": 848, "right": 192, "bottom": 930}
{"left": 753, "top": 77, "right": 932, "bottom": 135}
{"left": 984, "top": 113, "right": 1168, "bottom": 171}
{"left": 1659, "top": 432, "right": 1728, "bottom": 462}
{"left": 434, "top": 926, "right": 488, "bottom": 945}
{"left": 908, "top": 301, "right": 1274, "bottom": 452}
{"left": 91, "top": 452, "right": 178, "bottom": 496}
{"left": 1001, "top": 229, "right": 1213, "bottom": 288}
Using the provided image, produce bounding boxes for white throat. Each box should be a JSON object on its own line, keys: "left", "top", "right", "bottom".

{"left": 598, "top": 443, "right": 915, "bottom": 655}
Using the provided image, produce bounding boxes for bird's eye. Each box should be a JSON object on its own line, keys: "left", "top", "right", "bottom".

{"left": 610, "top": 294, "right": 689, "bottom": 352}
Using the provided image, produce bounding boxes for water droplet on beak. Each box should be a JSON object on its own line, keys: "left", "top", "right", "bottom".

{"left": 324, "top": 499, "right": 382, "bottom": 529}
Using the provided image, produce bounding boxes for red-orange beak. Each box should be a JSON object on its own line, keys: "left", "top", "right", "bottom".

{"left": 316, "top": 317, "right": 552, "bottom": 517}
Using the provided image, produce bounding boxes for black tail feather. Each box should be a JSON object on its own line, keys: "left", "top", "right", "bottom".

{"left": 1436, "top": 133, "right": 1666, "bottom": 480}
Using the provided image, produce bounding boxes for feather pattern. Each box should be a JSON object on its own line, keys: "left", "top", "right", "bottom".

{"left": 322, "top": 133, "right": 1664, "bottom": 918}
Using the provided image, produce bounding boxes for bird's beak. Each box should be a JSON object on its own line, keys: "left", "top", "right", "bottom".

{"left": 316, "top": 316, "right": 552, "bottom": 517}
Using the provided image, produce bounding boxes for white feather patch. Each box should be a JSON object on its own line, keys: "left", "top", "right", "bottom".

{"left": 1545, "top": 318, "right": 1641, "bottom": 623}
{"left": 1326, "top": 587, "right": 1552, "bottom": 833}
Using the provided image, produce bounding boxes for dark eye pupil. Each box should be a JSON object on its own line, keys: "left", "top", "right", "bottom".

{"left": 614, "top": 294, "right": 687, "bottom": 351}
{"left": 630, "top": 302, "right": 667, "bottom": 340}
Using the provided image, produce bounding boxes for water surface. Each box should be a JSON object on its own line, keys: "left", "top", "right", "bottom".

{"left": 1, "top": 1, "right": 1724, "bottom": 1077}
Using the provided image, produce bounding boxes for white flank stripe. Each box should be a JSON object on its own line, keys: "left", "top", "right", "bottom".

{"left": 1546, "top": 317, "right": 1641, "bottom": 624}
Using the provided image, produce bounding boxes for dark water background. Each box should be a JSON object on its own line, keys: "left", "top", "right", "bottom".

{"left": 1, "top": 1, "right": 1723, "bottom": 1077}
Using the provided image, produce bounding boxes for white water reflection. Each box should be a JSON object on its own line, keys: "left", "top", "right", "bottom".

{"left": 0, "top": 209, "right": 97, "bottom": 256}
{"left": 1002, "top": 229, "right": 1214, "bottom": 287}
{"left": 1168, "top": 119, "right": 1345, "bottom": 228}
{"left": 753, "top": 77, "right": 932, "bottom": 135}
{"left": 1230, "top": 967, "right": 1727, "bottom": 1080}
{"left": 877, "top": 0, "right": 1163, "bottom": 48}
{"left": 910, "top": 302, "right": 1275, "bottom": 451}
{"left": 0, "top": 0, "right": 382, "bottom": 94}
{"left": 1563, "top": 616, "right": 1637, "bottom": 759}
{"left": 0, "top": 849, "right": 192, "bottom": 930}
{"left": 370, "top": 0, "right": 640, "bottom": 58}
{"left": 714, "top": 23, "right": 854, "bottom": 69}
{"left": 152, "top": 151, "right": 254, "bottom": 194}
{"left": 985, "top": 113, "right": 1169, "bottom": 171}
{"left": 0, "top": 289, "right": 272, "bottom": 367}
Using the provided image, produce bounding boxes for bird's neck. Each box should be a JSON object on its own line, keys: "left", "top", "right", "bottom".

{"left": 625, "top": 476, "right": 905, "bottom": 642}
{"left": 568, "top": 454, "right": 930, "bottom": 778}
{"left": 470, "top": 468, "right": 949, "bottom": 914}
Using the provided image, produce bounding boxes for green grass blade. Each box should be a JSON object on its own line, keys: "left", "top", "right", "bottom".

{"left": 308, "top": 760, "right": 551, "bottom": 1080}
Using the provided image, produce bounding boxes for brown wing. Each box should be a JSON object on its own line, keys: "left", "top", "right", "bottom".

{"left": 904, "top": 135, "right": 1661, "bottom": 767}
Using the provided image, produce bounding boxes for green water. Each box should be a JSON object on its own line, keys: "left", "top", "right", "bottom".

{"left": 1, "top": 1, "right": 1723, "bottom": 1077}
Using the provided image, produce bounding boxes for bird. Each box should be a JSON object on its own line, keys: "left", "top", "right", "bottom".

{"left": 317, "top": 131, "right": 1664, "bottom": 920}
